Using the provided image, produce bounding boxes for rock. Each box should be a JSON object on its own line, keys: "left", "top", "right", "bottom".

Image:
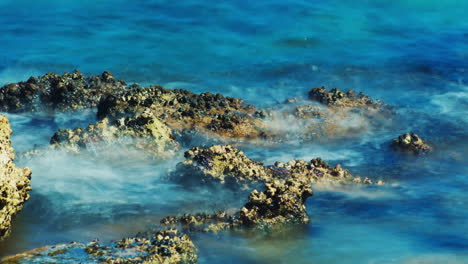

{"left": 308, "top": 86, "right": 383, "bottom": 109}
{"left": 294, "top": 104, "right": 323, "bottom": 119}
{"left": 161, "top": 177, "right": 313, "bottom": 232}
{"left": 176, "top": 145, "right": 370, "bottom": 187}
{"left": 0, "top": 70, "right": 126, "bottom": 112}
{"left": 96, "top": 85, "right": 267, "bottom": 141}
{"left": 176, "top": 145, "right": 271, "bottom": 187}
{"left": 163, "top": 145, "right": 379, "bottom": 232}
{"left": 392, "top": 132, "right": 432, "bottom": 154}
{"left": 50, "top": 110, "right": 179, "bottom": 159}
{"left": 0, "top": 229, "right": 197, "bottom": 264}
{"left": 0, "top": 115, "right": 32, "bottom": 240}
{"left": 239, "top": 178, "right": 313, "bottom": 228}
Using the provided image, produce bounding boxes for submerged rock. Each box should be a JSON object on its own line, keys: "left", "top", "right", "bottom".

{"left": 0, "top": 115, "right": 32, "bottom": 240}
{"left": 1, "top": 229, "right": 197, "bottom": 264}
{"left": 392, "top": 132, "right": 432, "bottom": 154}
{"left": 0, "top": 70, "right": 126, "bottom": 112}
{"left": 50, "top": 110, "right": 179, "bottom": 158}
{"left": 97, "top": 85, "right": 267, "bottom": 141}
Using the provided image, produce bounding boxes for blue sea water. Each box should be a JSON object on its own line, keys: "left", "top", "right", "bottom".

{"left": 0, "top": 0, "right": 468, "bottom": 263}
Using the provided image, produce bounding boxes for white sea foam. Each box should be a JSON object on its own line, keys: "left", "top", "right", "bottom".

{"left": 431, "top": 84, "right": 468, "bottom": 123}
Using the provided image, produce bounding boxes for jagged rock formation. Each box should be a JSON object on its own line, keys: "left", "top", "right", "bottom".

{"left": 162, "top": 145, "right": 381, "bottom": 232}
{"left": 239, "top": 178, "right": 313, "bottom": 227}
{"left": 176, "top": 145, "right": 376, "bottom": 187}
{"left": 97, "top": 84, "right": 267, "bottom": 140}
{"left": 176, "top": 145, "right": 269, "bottom": 187}
{"left": 0, "top": 229, "right": 197, "bottom": 264}
{"left": 308, "top": 87, "right": 383, "bottom": 109}
{"left": 0, "top": 115, "right": 32, "bottom": 240}
{"left": 0, "top": 70, "right": 126, "bottom": 112}
{"left": 161, "top": 177, "right": 313, "bottom": 232}
{"left": 50, "top": 110, "right": 179, "bottom": 158}
{"left": 392, "top": 133, "right": 432, "bottom": 154}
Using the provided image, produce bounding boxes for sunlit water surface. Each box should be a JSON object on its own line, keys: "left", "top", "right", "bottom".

{"left": 1, "top": 0, "right": 468, "bottom": 263}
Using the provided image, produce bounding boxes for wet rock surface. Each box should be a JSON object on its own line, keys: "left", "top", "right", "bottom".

{"left": 0, "top": 70, "right": 126, "bottom": 112}
{"left": 50, "top": 110, "right": 179, "bottom": 158}
{"left": 176, "top": 145, "right": 377, "bottom": 187}
{"left": 0, "top": 115, "right": 32, "bottom": 240}
{"left": 392, "top": 132, "right": 432, "bottom": 154}
{"left": 176, "top": 145, "right": 271, "bottom": 187}
{"left": 0, "top": 229, "right": 197, "bottom": 264}
{"left": 162, "top": 145, "right": 380, "bottom": 233}
{"left": 97, "top": 85, "right": 267, "bottom": 141}
{"left": 308, "top": 87, "right": 383, "bottom": 109}
{"left": 161, "top": 177, "right": 313, "bottom": 232}
{"left": 239, "top": 178, "right": 313, "bottom": 228}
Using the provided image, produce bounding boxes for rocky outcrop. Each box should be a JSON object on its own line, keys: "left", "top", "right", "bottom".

{"left": 161, "top": 177, "right": 313, "bottom": 232}
{"left": 239, "top": 178, "right": 313, "bottom": 228}
{"left": 176, "top": 145, "right": 270, "bottom": 187}
{"left": 176, "top": 145, "right": 377, "bottom": 187}
{"left": 0, "top": 70, "right": 126, "bottom": 112}
{"left": 96, "top": 85, "right": 267, "bottom": 141}
{"left": 392, "top": 133, "right": 432, "bottom": 154}
{"left": 0, "top": 115, "right": 32, "bottom": 240}
{"left": 50, "top": 110, "right": 179, "bottom": 158}
{"left": 308, "top": 87, "right": 383, "bottom": 109}
{"left": 162, "top": 145, "right": 381, "bottom": 232}
{"left": 0, "top": 229, "right": 197, "bottom": 264}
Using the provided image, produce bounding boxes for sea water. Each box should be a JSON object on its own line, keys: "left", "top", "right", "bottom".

{"left": 0, "top": 0, "right": 467, "bottom": 263}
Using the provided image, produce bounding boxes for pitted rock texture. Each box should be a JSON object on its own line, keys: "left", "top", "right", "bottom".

{"left": 308, "top": 87, "right": 383, "bottom": 109}
{"left": 50, "top": 110, "right": 179, "bottom": 158}
{"left": 273, "top": 158, "right": 377, "bottom": 185}
{"left": 161, "top": 177, "right": 313, "bottom": 232}
{"left": 392, "top": 133, "right": 432, "bottom": 154}
{"left": 0, "top": 70, "right": 126, "bottom": 112}
{"left": 0, "top": 115, "right": 32, "bottom": 240}
{"left": 176, "top": 145, "right": 376, "bottom": 187}
{"left": 239, "top": 178, "right": 313, "bottom": 227}
{"left": 1, "top": 229, "right": 197, "bottom": 264}
{"left": 177, "top": 145, "right": 271, "bottom": 187}
{"left": 97, "top": 85, "right": 267, "bottom": 140}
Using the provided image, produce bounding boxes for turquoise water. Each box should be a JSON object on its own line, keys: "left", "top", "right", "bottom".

{"left": 1, "top": 0, "right": 468, "bottom": 263}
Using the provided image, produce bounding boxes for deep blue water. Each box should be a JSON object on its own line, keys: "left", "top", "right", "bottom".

{"left": 1, "top": 0, "right": 468, "bottom": 263}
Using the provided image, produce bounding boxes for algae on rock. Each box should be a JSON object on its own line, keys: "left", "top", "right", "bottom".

{"left": 97, "top": 85, "right": 267, "bottom": 141}
{"left": 0, "top": 115, "right": 32, "bottom": 240}
{"left": 0, "top": 70, "right": 126, "bottom": 112}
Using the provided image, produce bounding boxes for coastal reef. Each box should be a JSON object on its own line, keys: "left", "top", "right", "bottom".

{"left": 97, "top": 84, "right": 267, "bottom": 140}
{"left": 176, "top": 145, "right": 269, "bottom": 187}
{"left": 161, "top": 177, "right": 313, "bottom": 232}
{"left": 0, "top": 229, "right": 197, "bottom": 264}
{"left": 162, "top": 145, "right": 379, "bottom": 232}
{"left": 0, "top": 115, "right": 32, "bottom": 240}
{"left": 308, "top": 87, "right": 383, "bottom": 109}
{"left": 1, "top": 71, "right": 392, "bottom": 146}
{"left": 50, "top": 109, "right": 179, "bottom": 158}
{"left": 0, "top": 70, "right": 126, "bottom": 112}
{"left": 392, "top": 132, "right": 432, "bottom": 154}
{"left": 175, "top": 145, "right": 376, "bottom": 187}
